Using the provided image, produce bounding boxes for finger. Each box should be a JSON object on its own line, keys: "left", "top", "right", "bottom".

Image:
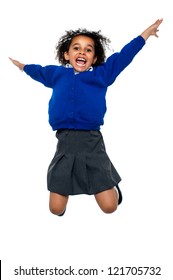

{"left": 158, "top": 18, "right": 163, "bottom": 26}
{"left": 9, "top": 58, "right": 18, "bottom": 65}
{"left": 9, "top": 57, "right": 16, "bottom": 63}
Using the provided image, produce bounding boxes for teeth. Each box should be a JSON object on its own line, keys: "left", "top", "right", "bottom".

{"left": 77, "top": 58, "right": 86, "bottom": 62}
{"left": 76, "top": 57, "right": 86, "bottom": 67}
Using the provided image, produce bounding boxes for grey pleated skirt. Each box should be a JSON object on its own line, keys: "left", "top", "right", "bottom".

{"left": 47, "top": 130, "right": 121, "bottom": 197}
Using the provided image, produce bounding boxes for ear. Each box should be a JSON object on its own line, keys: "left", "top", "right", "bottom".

{"left": 93, "top": 56, "right": 97, "bottom": 65}
{"left": 64, "top": 52, "right": 69, "bottom": 61}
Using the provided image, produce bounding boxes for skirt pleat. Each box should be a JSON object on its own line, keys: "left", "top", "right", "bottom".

{"left": 47, "top": 130, "right": 121, "bottom": 195}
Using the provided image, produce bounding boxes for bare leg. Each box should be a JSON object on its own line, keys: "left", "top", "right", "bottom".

{"left": 49, "top": 192, "right": 69, "bottom": 215}
{"left": 94, "top": 188, "right": 118, "bottom": 214}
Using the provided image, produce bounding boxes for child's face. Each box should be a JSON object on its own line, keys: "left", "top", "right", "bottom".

{"left": 64, "top": 35, "right": 97, "bottom": 72}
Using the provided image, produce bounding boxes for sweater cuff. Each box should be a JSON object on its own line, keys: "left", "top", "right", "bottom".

{"left": 137, "top": 35, "right": 146, "bottom": 46}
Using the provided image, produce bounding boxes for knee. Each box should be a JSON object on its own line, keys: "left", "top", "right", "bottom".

{"left": 49, "top": 205, "right": 65, "bottom": 216}
{"left": 49, "top": 192, "right": 68, "bottom": 216}
{"left": 101, "top": 203, "right": 118, "bottom": 214}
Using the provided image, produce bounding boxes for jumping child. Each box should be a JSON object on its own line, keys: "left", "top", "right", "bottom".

{"left": 9, "top": 19, "right": 163, "bottom": 216}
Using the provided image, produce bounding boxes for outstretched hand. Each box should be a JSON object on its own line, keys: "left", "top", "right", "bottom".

{"left": 141, "top": 19, "right": 163, "bottom": 41}
{"left": 149, "top": 19, "right": 163, "bottom": 37}
{"left": 9, "top": 57, "right": 25, "bottom": 71}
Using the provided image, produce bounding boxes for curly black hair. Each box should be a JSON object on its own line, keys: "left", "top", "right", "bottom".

{"left": 55, "top": 28, "right": 111, "bottom": 66}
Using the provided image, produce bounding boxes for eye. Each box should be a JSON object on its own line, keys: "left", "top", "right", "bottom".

{"left": 73, "top": 46, "right": 79, "bottom": 51}
{"left": 86, "top": 48, "right": 92, "bottom": 52}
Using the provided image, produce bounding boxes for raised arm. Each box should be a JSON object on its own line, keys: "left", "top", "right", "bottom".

{"left": 9, "top": 57, "right": 25, "bottom": 71}
{"left": 141, "top": 19, "right": 163, "bottom": 41}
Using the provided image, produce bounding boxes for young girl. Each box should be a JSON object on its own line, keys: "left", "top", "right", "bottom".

{"left": 9, "top": 19, "right": 163, "bottom": 216}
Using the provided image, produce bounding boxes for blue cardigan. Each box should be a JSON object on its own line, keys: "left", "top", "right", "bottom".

{"left": 24, "top": 35, "right": 145, "bottom": 131}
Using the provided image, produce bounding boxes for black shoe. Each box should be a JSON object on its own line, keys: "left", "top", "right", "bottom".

{"left": 115, "top": 185, "right": 123, "bottom": 205}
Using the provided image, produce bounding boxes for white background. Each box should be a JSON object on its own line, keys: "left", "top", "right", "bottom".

{"left": 0, "top": 0, "right": 172, "bottom": 279}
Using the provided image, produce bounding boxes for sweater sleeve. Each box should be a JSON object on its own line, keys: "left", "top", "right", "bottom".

{"left": 23, "top": 64, "right": 58, "bottom": 88}
{"left": 104, "top": 35, "right": 145, "bottom": 86}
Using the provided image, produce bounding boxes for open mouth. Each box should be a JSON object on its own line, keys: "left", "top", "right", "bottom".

{"left": 76, "top": 57, "right": 86, "bottom": 66}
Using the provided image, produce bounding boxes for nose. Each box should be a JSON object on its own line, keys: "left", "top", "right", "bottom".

{"left": 79, "top": 49, "right": 85, "bottom": 55}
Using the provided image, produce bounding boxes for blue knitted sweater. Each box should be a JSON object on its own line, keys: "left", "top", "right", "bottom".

{"left": 24, "top": 35, "right": 145, "bottom": 130}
